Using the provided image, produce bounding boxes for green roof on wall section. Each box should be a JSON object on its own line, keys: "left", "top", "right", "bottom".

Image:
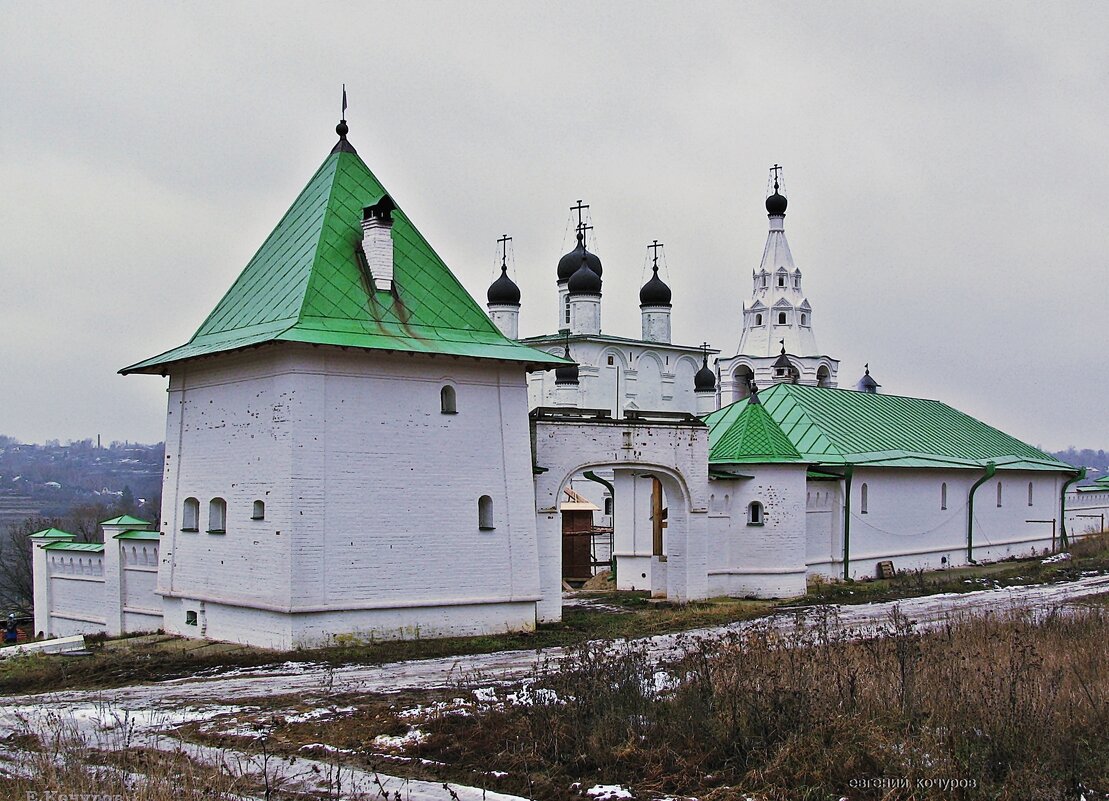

{"left": 122, "top": 139, "right": 565, "bottom": 374}
{"left": 708, "top": 400, "right": 801, "bottom": 463}
{"left": 705, "top": 383, "right": 1075, "bottom": 472}
{"left": 42, "top": 542, "right": 105, "bottom": 552}
{"left": 100, "top": 515, "right": 151, "bottom": 526}
{"left": 30, "top": 528, "right": 75, "bottom": 539}
{"left": 113, "top": 529, "right": 160, "bottom": 541}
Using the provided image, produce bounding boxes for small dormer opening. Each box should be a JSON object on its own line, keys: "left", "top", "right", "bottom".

{"left": 800, "top": 313, "right": 808, "bottom": 326}
{"left": 777, "top": 275, "right": 785, "bottom": 287}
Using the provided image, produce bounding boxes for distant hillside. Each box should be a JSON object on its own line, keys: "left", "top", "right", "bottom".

{"left": 1048, "top": 447, "right": 1108, "bottom": 486}
{"left": 0, "top": 436, "right": 164, "bottom": 519}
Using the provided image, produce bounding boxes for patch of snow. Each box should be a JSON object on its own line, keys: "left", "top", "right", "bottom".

{"left": 283, "top": 705, "right": 356, "bottom": 723}
{"left": 505, "top": 682, "right": 563, "bottom": 706}
{"left": 587, "top": 785, "right": 634, "bottom": 800}
{"left": 299, "top": 742, "right": 355, "bottom": 754}
{"left": 373, "top": 729, "right": 427, "bottom": 749}
{"left": 399, "top": 698, "right": 472, "bottom": 719}
{"left": 473, "top": 687, "right": 498, "bottom": 703}
{"left": 1042, "top": 553, "right": 1072, "bottom": 564}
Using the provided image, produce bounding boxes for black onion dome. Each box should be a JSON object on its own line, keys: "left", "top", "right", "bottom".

{"left": 694, "top": 358, "right": 716, "bottom": 392}
{"left": 568, "top": 258, "right": 602, "bottom": 295}
{"left": 487, "top": 266, "right": 521, "bottom": 305}
{"left": 639, "top": 266, "right": 672, "bottom": 306}
{"left": 557, "top": 233, "right": 603, "bottom": 281}
{"left": 765, "top": 190, "right": 787, "bottom": 216}
{"left": 554, "top": 343, "right": 579, "bottom": 385}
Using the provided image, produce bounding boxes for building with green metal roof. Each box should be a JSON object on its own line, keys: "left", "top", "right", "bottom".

{"left": 702, "top": 383, "right": 1079, "bottom": 591}
{"left": 115, "top": 118, "right": 557, "bottom": 650}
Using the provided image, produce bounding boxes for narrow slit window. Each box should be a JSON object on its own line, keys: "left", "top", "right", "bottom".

{"left": 440, "top": 385, "right": 457, "bottom": 414}
{"left": 941, "top": 482, "right": 948, "bottom": 510}
{"left": 747, "top": 501, "right": 764, "bottom": 526}
{"left": 478, "top": 495, "right": 494, "bottom": 530}
{"left": 860, "top": 483, "right": 869, "bottom": 514}
{"left": 252, "top": 500, "right": 265, "bottom": 520}
{"left": 182, "top": 497, "right": 199, "bottom": 531}
{"left": 1027, "top": 482, "right": 1033, "bottom": 506}
{"left": 996, "top": 482, "right": 1003, "bottom": 507}
{"left": 564, "top": 296, "right": 570, "bottom": 324}
{"left": 208, "top": 498, "right": 226, "bottom": 533}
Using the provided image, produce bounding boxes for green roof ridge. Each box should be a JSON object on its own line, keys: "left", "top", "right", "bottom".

{"left": 709, "top": 400, "right": 801, "bottom": 463}
{"left": 31, "top": 527, "right": 76, "bottom": 539}
{"left": 122, "top": 146, "right": 564, "bottom": 373}
{"left": 100, "top": 514, "right": 151, "bottom": 526}
{"left": 707, "top": 383, "right": 1074, "bottom": 470}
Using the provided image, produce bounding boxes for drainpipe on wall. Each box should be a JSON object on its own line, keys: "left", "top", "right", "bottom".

{"left": 583, "top": 470, "right": 617, "bottom": 578}
{"left": 966, "top": 461, "right": 997, "bottom": 563}
{"left": 1059, "top": 467, "right": 1087, "bottom": 550}
{"left": 842, "top": 466, "right": 854, "bottom": 581}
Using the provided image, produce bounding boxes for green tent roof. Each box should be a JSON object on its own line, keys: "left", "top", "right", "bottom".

{"left": 705, "top": 383, "right": 1075, "bottom": 471}
{"left": 100, "top": 514, "right": 151, "bottom": 526}
{"left": 30, "top": 527, "right": 75, "bottom": 539}
{"left": 113, "top": 529, "right": 161, "bottom": 541}
{"left": 122, "top": 134, "right": 564, "bottom": 374}
{"left": 708, "top": 400, "right": 801, "bottom": 463}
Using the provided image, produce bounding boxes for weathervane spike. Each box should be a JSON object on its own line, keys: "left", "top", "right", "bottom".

{"left": 342, "top": 84, "right": 347, "bottom": 119}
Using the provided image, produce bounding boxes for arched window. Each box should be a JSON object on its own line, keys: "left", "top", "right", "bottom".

{"left": 252, "top": 500, "right": 265, "bottom": 520}
{"left": 1027, "top": 482, "right": 1034, "bottom": 506}
{"left": 777, "top": 312, "right": 787, "bottom": 325}
{"left": 860, "top": 483, "right": 869, "bottom": 514}
{"left": 208, "top": 498, "right": 227, "bottom": 533}
{"left": 747, "top": 501, "right": 764, "bottom": 526}
{"left": 182, "top": 497, "right": 200, "bottom": 531}
{"left": 996, "top": 482, "right": 1003, "bottom": 507}
{"left": 941, "top": 482, "right": 948, "bottom": 510}
{"left": 440, "top": 385, "right": 457, "bottom": 414}
{"left": 604, "top": 496, "right": 613, "bottom": 516}
{"left": 755, "top": 313, "right": 763, "bottom": 326}
{"left": 800, "top": 313, "right": 808, "bottom": 326}
{"left": 478, "top": 495, "right": 494, "bottom": 530}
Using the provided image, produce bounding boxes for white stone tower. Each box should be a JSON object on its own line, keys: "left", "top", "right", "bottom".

{"left": 718, "top": 166, "right": 839, "bottom": 404}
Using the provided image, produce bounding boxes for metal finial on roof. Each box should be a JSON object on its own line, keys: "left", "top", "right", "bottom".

{"left": 748, "top": 379, "right": 761, "bottom": 404}
{"left": 780, "top": 339, "right": 786, "bottom": 354}
{"left": 864, "top": 362, "right": 870, "bottom": 374}
{"left": 497, "top": 233, "right": 511, "bottom": 270}
{"left": 771, "top": 163, "right": 782, "bottom": 192}
{"left": 331, "top": 85, "right": 357, "bottom": 155}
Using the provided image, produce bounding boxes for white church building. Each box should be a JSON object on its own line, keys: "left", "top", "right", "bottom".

{"left": 29, "top": 117, "right": 1083, "bottom": 649}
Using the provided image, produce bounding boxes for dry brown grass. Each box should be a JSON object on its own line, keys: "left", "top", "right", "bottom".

{"left": 417, "top": 606, "right": 1109, "bottom": 800}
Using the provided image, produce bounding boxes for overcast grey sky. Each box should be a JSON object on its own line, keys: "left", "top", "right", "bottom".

{"left": 2, "top": 2, "right": 1106, "bottom": 450}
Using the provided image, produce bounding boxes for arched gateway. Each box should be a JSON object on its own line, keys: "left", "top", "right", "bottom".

{"left": 530, "top": 407, "right": 711, "bottom": 622}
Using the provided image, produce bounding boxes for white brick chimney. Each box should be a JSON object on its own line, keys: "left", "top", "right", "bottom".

{"left": 361, "top": 196, "right": 396, "bottom": 292}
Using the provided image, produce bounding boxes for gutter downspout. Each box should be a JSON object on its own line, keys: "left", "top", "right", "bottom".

{"left": 967, "top": 461, "right": 997, "bottom": 563}
{"left": 842, "top": 466, "right": 853, "bottom": 581}
{"left": 583, "top": 470, "right": 617, "bottom": 578}
{"left": 1059, "top": 467, "right": 1087, "bottom": 549}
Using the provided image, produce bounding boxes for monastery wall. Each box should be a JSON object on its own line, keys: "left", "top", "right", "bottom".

{"left": 43, "top": 550, "right": 106, "bottom": 637}
{"left": 1065, "top": 489, "right": 1109, "bottom": 539}
{"left": 806, "top": 468, "right": 1064, "bottom": 579}
{"left": 705, "top": 464, "right": 808, "bottom": 598}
